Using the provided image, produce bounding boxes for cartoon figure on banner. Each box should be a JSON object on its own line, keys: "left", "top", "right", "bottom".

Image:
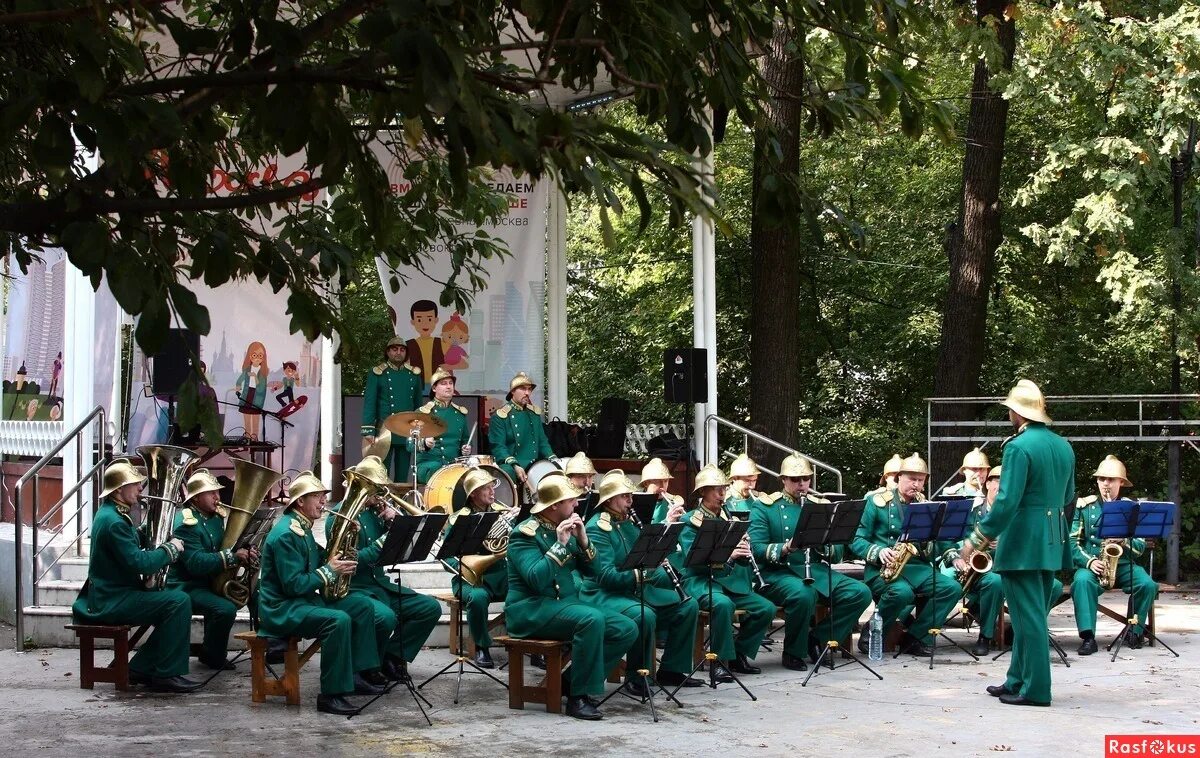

{"left": 272, "top": 360, "right": 308, "bottom": 417}
{"left": 48, "top": 352, "right": 63, "bottom": 399}
{"left": 441, "top": 312, "right": 470, "bottom": 370}
{"left": 233, "top": 341, "right": 269, "bottom": 439}
{"left": 405, "top": 299, "right": 445, "bottom": 386}
{"left": 25, "top": 398, "right": 40, "bottom": 421}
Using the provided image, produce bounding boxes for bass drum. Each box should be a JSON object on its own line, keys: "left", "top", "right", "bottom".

{"left": 424, "top": 463, "right": 517, "bottom": 515}
{"left": 525, "top": 458, "right": 564, "bottom": 488}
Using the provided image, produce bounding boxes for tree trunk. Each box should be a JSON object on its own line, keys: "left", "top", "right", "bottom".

{"left": 931, "top": 0, "right": 1016, "bottom": 484}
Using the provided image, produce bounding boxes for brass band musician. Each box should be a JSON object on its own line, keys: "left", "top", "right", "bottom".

{"left": 724, "top": 453, "right": 760, "bottom": 518}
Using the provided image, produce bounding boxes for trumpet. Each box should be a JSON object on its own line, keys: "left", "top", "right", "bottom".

{"left": 628, "top": 509, "right": 690, "bottom": 604}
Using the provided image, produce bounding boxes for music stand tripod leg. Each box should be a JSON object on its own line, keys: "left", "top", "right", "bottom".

{"left": 418, "top": 562, "right": 508, "bottom": 698}
{"left": 802, "top": 557, "right": 882, "bottom": 687}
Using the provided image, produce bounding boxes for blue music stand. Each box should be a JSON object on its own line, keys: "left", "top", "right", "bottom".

{"left": 1097, "top": 499, "right": 1179, "bottom": 659}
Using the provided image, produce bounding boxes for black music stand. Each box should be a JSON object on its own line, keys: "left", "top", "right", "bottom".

{"left": 349, "top": 512, "right": 447, "bottom": 723}
{"left": 631, "top": 493, "right": 659, "bottom": 525}
{"left": 418, "top": 512, "right": 509, "bottom": 702}
{"left": 796, "top": 498, "right": 883, "bottom": 686}
{"left": 669, "top": 518, "right": 757, "bottom": 702}
{"left": 576, "top": 491, "right": 601, "bottom": 521}
{"left": 1099, "top": 500, "right": 1179, "bottom": 660}
{"left": 598, "top": 522, "right": 686, "bottom": 721}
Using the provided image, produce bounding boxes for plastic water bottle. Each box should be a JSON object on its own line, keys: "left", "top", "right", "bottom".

{"left": 868, "top": 609, "right": 884, "bottom": 661}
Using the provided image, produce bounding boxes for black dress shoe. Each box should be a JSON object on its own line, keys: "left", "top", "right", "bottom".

{"left": 1124, "top": 630, "right": 1144, "bottom": 649}
{"left": 986, "top": 684, "right": 1012, "bottom": 698}
{"left": 729, "top": 654, "right": 761, "bottom": 675}
{"left": 353, "top": 673, "right": 387, "bottom": 695}
{"left": 902, "top": 637, "right": 933, "bottom": 657}
{"left": 146, "top": 675, "right": 203, "bottom": 693}
{"left": 381, "top": 657, "right": 407, "bottom": 682}
{"left": 566, "top": 695, "right": 603, "bottom": 720}
{"left": 857, "top": 631, "right": 870, "bottom": 654}
{"left": 361, "top": 669, "right": 389, "bottom": 687}
{"left": 971, "top": 636, "right": 992, "bottom": 657}
{"left": 530, "top": 653, "right": 547, "bottom": 670}
{"left": 781, "top": 652, "right": 808, "bottom": 671}
{"left": 200, "top": 656, "right": 236, "bottom": 671}
{"left": 473, "top": 648, "right": 495, "bottom": 669}
{"left": 129, "top": 670, "right": 151, "bottom": 686}
{"left": 316, "top": 694, "right": 359, "bottom": 715}
{"left": 656, "top": 670, "right": 703, "bottom": 688}
{"left": 622, "top": 678, "right": 650, "bottom": 698}
{"left": 711, "top": 663, "right": 735, "bottom": 683}
{"left": 1077, "top": 637, "right": 1098, "bottom": 656}
{"left": 999, "top": 692, "right": 1050, "bottom": 707}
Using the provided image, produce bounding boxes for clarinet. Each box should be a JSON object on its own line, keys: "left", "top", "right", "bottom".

{"left": 628, "top": 509, "right": 691, "bottom": 604}
{"left": 800, "top": 496, "right": 815, "bottom": 585}
{"left": 722, "top": 504, "right": 770, "bottom": 591}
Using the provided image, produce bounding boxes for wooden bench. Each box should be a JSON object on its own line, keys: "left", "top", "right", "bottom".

{"left": 235, "top": 632, "right": 321, "bottom": 705}
{"left": 495, "top": 636, "right": 568, "bottom": 713}
{"left": 692, "top": 608, "right": 747, "bottom": 666}
{"left": 65, "top": 624, "right": 151, "bottom": 690}
{"left": 433, "top": 591, "right": 506, "bottom": 657}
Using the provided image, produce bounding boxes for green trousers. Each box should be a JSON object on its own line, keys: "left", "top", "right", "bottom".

{"left": 508, "top": 599, "right": 638, "bottom": 697}
{"left": 759, "top": 575, "right": 817, "bottom": 659}
{"left": 1071, "top": 563, "right": 1157, "bottom": 636}
{"left": 181, "top": 586, "right": 237, "bottom": 666}
{"left": 611, "top": 596, "right": 699, "bottom": 678}
{"left": 273, "top": 594, "right": 379, "bottom": 696}
{"left": 696, "top": 587, "right": 775, "bottom": 662}
{"left": 451, "top": 577, "right": 506, "bottom": 649}
{"left": 867, "top": 562, "right": 962, "bottom": 645}
{"left": 363, "top": 589, "right": 441, "bottom": 662}
{"left": 73, "top": 589, "right": 192, "bottom": 679}
{"left": 1001, "top": 570, "right": 1056, "bottom": 705}
{"left": 384, "top": 440, "right": 414, "bottom": 483}
{"left": 966, "top": 571, "right": 1005, "bottom": 640}
{"left": 811, "top": 566, "right": 873, "bottom": 648}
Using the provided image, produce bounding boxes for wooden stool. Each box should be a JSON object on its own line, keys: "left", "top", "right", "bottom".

{"left": 235, "top": 632, "right": 321, "bottom": 705}
{"left": 434, "top": 591, "right": 506, "bottom": 657}
{"left": 65, "top": 624, "right": 149, "bottom": 690}
{"left": 692, "top": 609, "right": 746, "bottom": 666}
{"left": 495, "top": 636, "right": 569, "bottom": 713}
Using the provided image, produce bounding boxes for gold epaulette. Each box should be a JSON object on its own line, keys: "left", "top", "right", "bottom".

{"left": 180, "top": 508, "right": 198, "bottom": 526}
{"left": 452, "top": 403, "right": 468, "bottom": 415}
{"left": 688, "top": 510, "right": 704, "bottom": 528}
{"left": 597, "top": 511, "right": 613, "bottom": 532}
{"left": 808, "top": 494, "right": 830, "bottom": 504}
{"left": 1078, "top": 495, "right": 1098, "bottom": 506}
{"left": 448, "top": 507, "right": 471, "bottom": 526}
{"left": 372, "top": 363, "right": 388, "bottom": 375}
{"left": 759, "top": 492, "right": 782, "bottom": 505}
{"left": 529, "top": 403, "right": 543, "bottom": 416}
{"left": 289, "top": 518, "right": 306, "bottom": 536}
{"left": 494, "top": 405, "right": 511, "bottom": 419}
{"left": 418, "top": 401, "right": 435, "bottom": 413}
{"left": 519, "top": 519, "right": 539, "bottom": 536}
{"left": 408, "top": 364, "right": 421, "bottom": 375}
{"left": 869, "top": 492, "right": 891, "bottom": 508}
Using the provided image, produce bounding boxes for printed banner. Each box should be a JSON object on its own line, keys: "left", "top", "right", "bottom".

{"left": 2, "top": 248, "right": 66, "bottom": 422}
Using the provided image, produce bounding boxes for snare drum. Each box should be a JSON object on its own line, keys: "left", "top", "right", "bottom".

{"left": 424, "top": 463, "right": 516, "bottom": 515}
{"left": 525, "top": 457, "right": 564, "bottom": 488}
{"left": 454, "top": 454, "right": 496, "bottom": 468}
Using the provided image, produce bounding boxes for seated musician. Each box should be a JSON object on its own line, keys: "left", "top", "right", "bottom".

{"left": 564, "top": 451, "right": 597, "bottom": 492}
{"left": 72, "top": 461, "right": 199, "bottom": 692}
{"left": 414, "top": 368, "right": 470, "bottom": 485}
{"left": 583, "top": 470, "right": 702, "bottom": 696}
{"left": 865, "top": 454, "right": 903, "bottom": 499}
{"left": 489, "top": 371, "right": 555, "bottom": 492}
{"left": 724, "top": 454, "right": 760, "bottom": 518}
{"left": 257, "top": 471, "right": 388, "bottom": 715}
{"left": 644, "top": 457, "right": 684, "bottom": 523}
{"left": 940, "top": 448, "right": 991, "bottom": 497}
{"left": 440, "top": 467, "right": 515, "bottom": 669}
{"left": 851, "top": 453, "right": 962, "bottom": 656}
{"left": 506, "top": 473, "right": 638, "bottom": 720}
{"left": 675, "top": 464, "right": 775, "bottom": 681}
{"left": 941, "top": 463, "right": 1006, "bottom": 656}
{"left": 750, "top": 454, "right": 872, "bottom": 670}
{"left": 1070, "top": 455, "right": 1158, "bottom": 654}
{"left": 167, "top": 469, "right": 256, "bottom": 670}
{"left": 361, "top": 336, "right": 424, "bottom": 481}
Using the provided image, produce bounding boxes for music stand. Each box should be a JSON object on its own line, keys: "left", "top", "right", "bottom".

{"left": 631, "top": 493, "right": 659, "bottom": 525}
{"left": 576, "top": 491, "right": 601, "bottom": 521}
{"left": 1099, "top": 500, "right": 1179, "bottom": 660}
{"left": 418, "top": 512, "right": 509, "bottom": 701}
{"left": 669, "top": 519, "right": 757, "bottom": 702}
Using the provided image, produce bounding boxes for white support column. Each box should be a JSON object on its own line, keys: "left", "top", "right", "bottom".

{"left": 320, "top": 334, "right": 341, "bottom": 486}
{"left": 62, "top": 262, "right": 97, "bottom": 538}
{"left": 692, "top": 148, "right": 718, "bottom": 465}
{"left": 546, "top": 183, "right": 569, "bottom": 419}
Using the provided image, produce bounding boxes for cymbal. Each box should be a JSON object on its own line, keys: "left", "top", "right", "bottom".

{"left": 382, "top": 411, "right": 448, "bottom": 439}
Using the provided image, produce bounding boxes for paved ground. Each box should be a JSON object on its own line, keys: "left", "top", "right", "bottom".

{"left": 1, "top": 596, "right": 1196, "bottom": 757}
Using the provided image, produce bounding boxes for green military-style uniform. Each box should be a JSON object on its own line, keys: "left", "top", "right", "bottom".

{"left": 650, "top": 492, "right": 686, "bottom": 524}
{"left": 324, "top": 502, "right": 440, "bottom": 663}
{"left": 441, "top": 504, "right": 510, "bottom": 650}
{"left": 674, "top": 505, "right": 775, "bottom": 663}
{"left": 72, "top": 499, "right": 192, "bottom": 679}
{"left": 851, "top": 489, "right": 962, "bottom": 646}
{"left": 167, "top": 505, "right": 239, "bottom": 667}
{"left": 505, "top": 516, "right": 638, "bottom": 697}
{"left": 582, "top": 509, "right": 699, "bottom": 681}
{"left": 362, "top": 360, "right": 424, "bottom": 480}
{"left": 257, "top": 509, "right": 383, "bottom": 696}
{"left": 488, "top": 401, "right": 554, "bottom": 484}
{"left": 415, "top": 398, "right": 470, "bottom": 484}
{"left": 1069, "top": 495, "right": 1157, "bottom": 638}
{"left": 750, "top": 492, "right": 872, "bottom": 659}
{"left": 968, "top": 422, "right": 1075, "bottom": 705}
{"left": 724, "top": 489, "right": 758, "bottom": 519}
{"left": 938, "top": 496, "right": 1005, "bottom": 644}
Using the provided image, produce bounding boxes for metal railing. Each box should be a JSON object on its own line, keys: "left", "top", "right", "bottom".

{"left": 12, "top": 406, "right": 107, "bottom": 647}
{"left": 703, "top": 415, "right": 843, "bottom": 494}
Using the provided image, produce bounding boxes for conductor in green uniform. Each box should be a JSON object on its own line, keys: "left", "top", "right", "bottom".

{"left": 415, "top": 368, "right": 471, "bottom": 484}
{"left": 362, "top": 336, "right": 424, "bottom": 481}
{"left": 583, "top": 470, "right": 703, "bottom": 696}
{"left": 505, "top": 473, "right": 638, "bottom": 720}
{"left": 963, "top": 379, "right": 1075, "bottom": 707}
{"left": 72, "top": 461, "right": 200, "bottom": 692}
{"left": 489, "top": 371, "right": 555, "bottom": 489}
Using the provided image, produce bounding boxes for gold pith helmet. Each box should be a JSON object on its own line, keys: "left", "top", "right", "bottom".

{"left": 987, "top": 465, "right": 1002, "bottom": 480}
{"left": 100, "top": 461, "right": 147, "bottom": 498}
{"left": 287, "top": 471, "right": 330, "bottom": 506}
{"left": 960, "top": 447, "right": 990, "bottom": 471}
{"left": 564, "top": 452, "right": 597, "bottom": 476}
{"left": 1002, "top": 379, "right": 1052, "bottom": 424}
{"left": 385, "top": 335, "right": 406, "bottom": 350}
{"left": 897, "top": 453, "right": 929, "bottom": 477}
{"left": 1092, "top": 454, "right": 1132, "bottom": 487}
{"left": 531, "top": 472, "right": 583, "bottom": 514}
{"left": 641, "top": 457, "right": 673, "bottom": 482}
{"left": 881, "top": 453, "right": 903, "bottom": 477}
{"left": 728, "top": 454, "right": 759, "bottom": 478}
{"left": 779, "top": 453, "right": 815, "bottom": 479}
{"left": 184, "top": 469, "right": 223, "bottom": 501}
{"left": 692, "top": 463, "right": 730, "bottom": 495}
{"left": 597, "top": 470, "right": 636, "bottom": 506}
{"left": 429, "top": 367, "right": 456, "bottom": 387}
{"left": 346, "top": 455, "right": 391, "bottom": 488}
{"left": 462, "top": 467, "right": 498, "bottom": 498}
{"left": 509, "top": 372, "right": 537, "bottom": 392}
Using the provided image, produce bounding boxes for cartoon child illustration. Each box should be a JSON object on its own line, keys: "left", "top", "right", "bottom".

{"left": 233, "top": 341, "right": 269, "bottom": 439}
{"left": 271, "top": 361, "right": 299, "bottom": 407}
{"left": 440, "top": 312, "right": 470, "bottom": 370}
{"left": 405, "top": 299, "right": 445, "bottom": 385}
{"left": 48, "top": 352, "right": 63, "bottom": 399}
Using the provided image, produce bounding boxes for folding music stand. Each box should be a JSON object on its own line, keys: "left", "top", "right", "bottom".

{"left": 576, "top": 491, "right": 601, "bottom": 521}
{"left": 669, "top": 519, "right": 757, "bottom": 702}
{"left": 418, "top": 512, "right": 509, "bottom": 702}
{"left": 598, "top": 522, "right": 685, "bottom": 722}
{"left": 795, "top": 498, "right": 882, "bottom": 686}
{"left": 630, "top": 493, "right": 659, "bottom": 525}
{"left": 1099, "top": 500, "right": 1179, "bottom": 660}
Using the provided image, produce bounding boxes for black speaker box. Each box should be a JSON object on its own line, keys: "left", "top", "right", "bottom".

{"left": 590, "top": 397, "right": 630, "bottom": 458}
{"left": 151, "top": 328, "right": 199, "bottom": 397}
{"left": 663, "top": 348, "right": 707, "bottom": 404}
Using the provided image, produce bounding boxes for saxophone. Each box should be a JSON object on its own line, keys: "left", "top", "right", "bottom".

{"left": 1099, "top": 540, "right": 1124, "bottom": 590}
{"left": 957, "top": 550, "right": 994, "bottom": 595}
{"left": 880, "top": 542, "right": 919, "bottom": 583}
{"left": 321, "top": 467, "right": 378, "bottom": 601}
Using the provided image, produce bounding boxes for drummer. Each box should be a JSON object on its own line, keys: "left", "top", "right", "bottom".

{"left": 564, "top": 452, "right": 597, "bottom": 492}
{"left": 488, "top": 372, "right": 556, "bottom": 491}
{"left": 415, "top": 368, "right": 471, "bottom": 485}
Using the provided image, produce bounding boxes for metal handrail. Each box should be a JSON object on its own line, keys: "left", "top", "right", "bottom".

{"left": 704, "top": 414, "right": 843, "bottom": 494}
{"left": 13, "top": 405, "right": 107, "bottom": 648}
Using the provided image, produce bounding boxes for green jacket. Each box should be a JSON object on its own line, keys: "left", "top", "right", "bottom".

{"left": 1069, "top": 495, "right": 1147, "bottom": 569}
{"left": 488, "top": 402, "right": 554, "bottom": 470}
{"left": 416, "top": 398, "right": 470, "bottom": 470}
{"left": 257, "top": 510, "right": 338, "bottom": 637}
{"left": 441, "top": 504, "right": 510, "bottom": 596}
{"left": 73, "top": 499, "right": 181, "bottom": 618}
{"left": 942, "top": 496, "right": 993, "bottom": 563}
{"left": 851, "top": 489, "right": 954, "bottom": 579}
{"left": 361, "top": 361, "right": 423, "bottom": 437}
{"left": 582, "top": 510, "right": 679, "bottom": 608}
{"left": 505, "top": 516, "right": 597, "bottom": 633}
{"left": 167, "top": 506, "right": 235, "bottom": 591}
{"left": 724, "top": 492, "right": 758, "bottom": 518}
{"left": 674, "top": 506, "right": 753, "bottom": 596}
{"left": 749, "top": 492, "right": 844, "bottom": 577}
{"left": 970, "top": 422, "right": 1075, "bottom": 572}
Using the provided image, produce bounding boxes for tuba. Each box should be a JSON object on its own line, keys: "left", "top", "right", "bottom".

{"left": 322, "top": 466, "right": 379, "bottom": 601}
{"left": 459, "top": 510, "right": 515, "bottom": 586}
{"left": 1099, "top": 540, "right": 1124, "bottom": 590}
{"left": 880, "top": 541, "right": 919, "bottom": 583}
{"left": 137, "top": 444, "right": 199, "bottom": 590}
{"left": 211, "top": 458, "right": 283, "bottom": 607}
{"left": 957, "top": 550, "right": 994, "bottom": 595}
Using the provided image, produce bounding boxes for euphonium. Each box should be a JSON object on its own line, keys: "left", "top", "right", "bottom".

{"left": 211, "top": 458, "right": 283, "bottom": 607}
{"left": 1099, "top": 540, "right": 1124, "bottom": 590}
{"left": 881, "top": 541, "right": 919, "bottom": 583}
{"left": 958, "top": 550, "right": 994, "bottom": 595}
{"left": 460, "top": 509, "right": 515, "bottom": 586}
{"left": 322, "top": 468, "right": 378, "bottom": 600}
{"left": 137, "top": 444, "right": 199, "bottom": 590}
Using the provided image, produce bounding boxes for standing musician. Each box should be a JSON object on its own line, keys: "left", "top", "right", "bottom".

{"left": 72, "top": 461, "right": 199, "bottom": 692}
{"left": 325, "top": 457, "right": 441, "bottom": 682}
{"left": 489, "top": 371, "right": 555, "bottom": 492}
{"left": 941, "top": 448, "right": 991, "bottom": 497}
{"left": 440, "top": 468, "right": 514, "bottom": 669}
{"left": 675, "top": 464, "right": 775, "bottom": 681}
{"left": 414, "top": 368, "right": 471, "bottom": 484}
{"left": 1069, "top": 454, "right": 1157, "bottom": 654}
{"left": 962, "top": 379, "right": 1074, "bottom": 707}
{"left": 750, "top": 454, "right": 872, "bottom": 670}
{"left": 725, "top": 453, "right": 760, "bottom": 518}
{"left": 167, "top": 469, "right": 256, "bottom": 671}
{"left": 851, "top": 453, "right": 962, "bottom": 657}
{"left": 564, "top": 451, "right": 598, "bottom": 492}
{"left": 583, "top": 470, "right": 703, "bottom": 695}
{"left": 362, "top": 336, "right": 424, "bottom": 480}
{"left": 864, "top": 454, "right": 904, "bottom": 499}
{"left": 644, "top": 457, "right": 684, "bottom": 523}
{"left": 506, "top": 473, "right": 639, "bottom": 720}
{"left": 942, "top": 464, "right": 1006, "bottom": 656}
{"left": 257, "top": 472, "right": 387, "bottom": 715}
